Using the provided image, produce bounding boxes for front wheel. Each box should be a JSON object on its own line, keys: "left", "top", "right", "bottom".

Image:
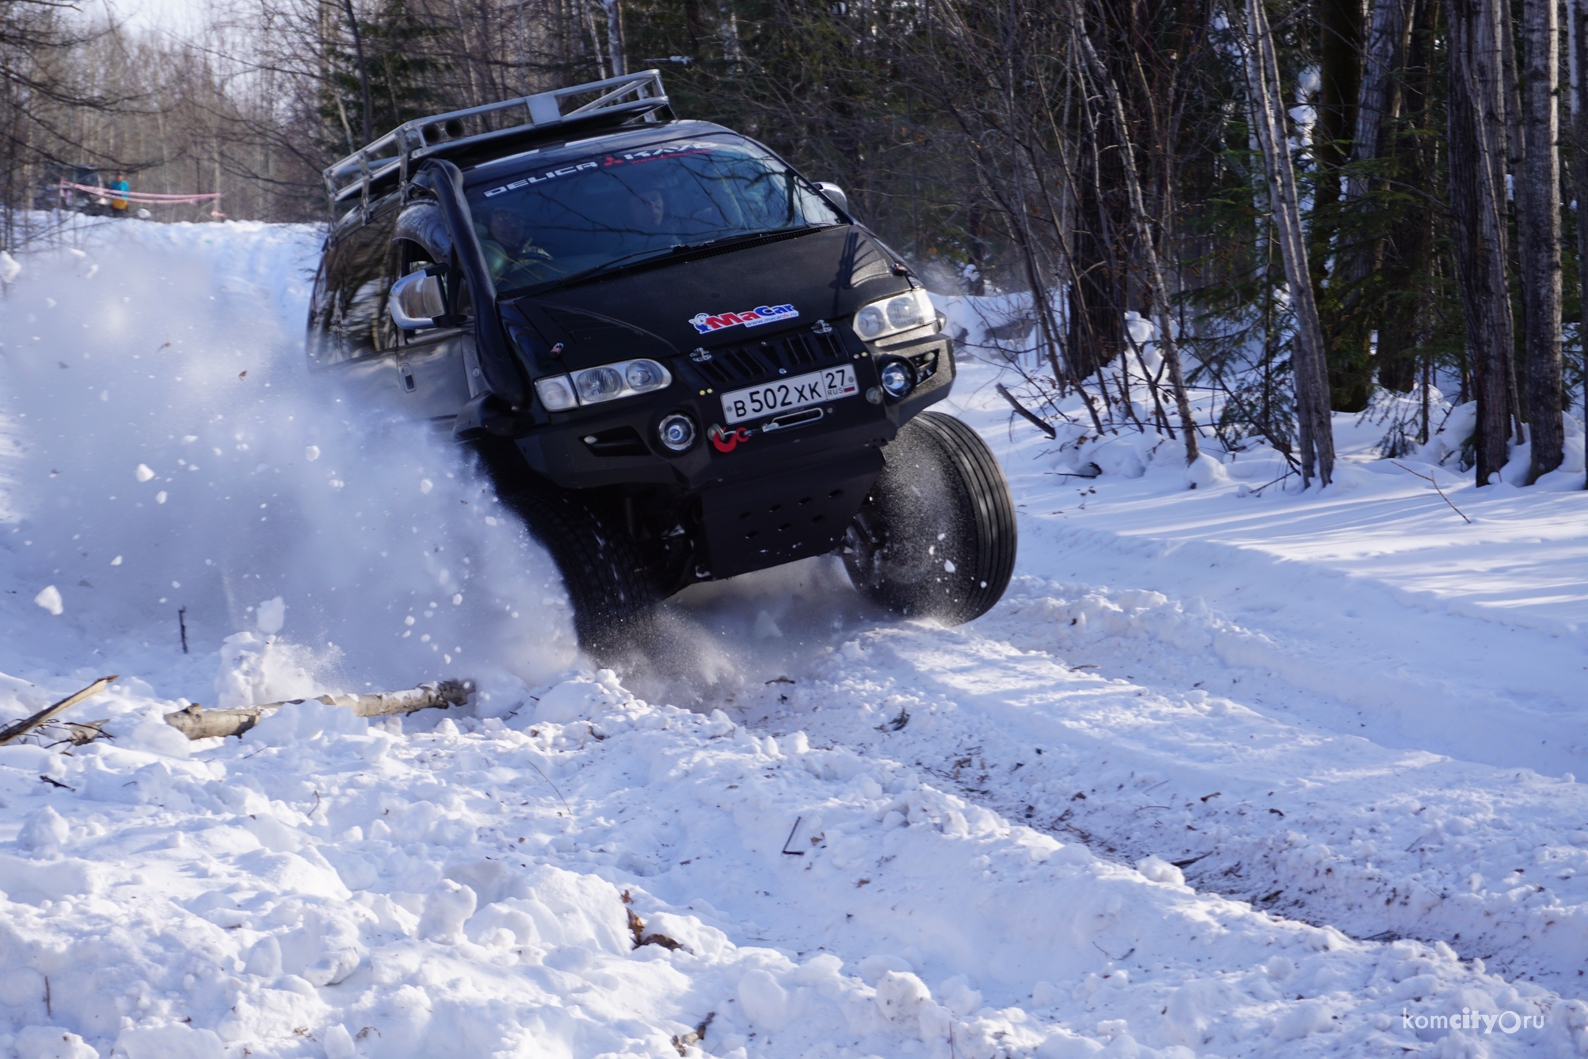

{"left": 476, "top": 441, "right": 658, "bottom": 658}
{"left": 842, "top": 411, "right": 1016, "bottom": 624}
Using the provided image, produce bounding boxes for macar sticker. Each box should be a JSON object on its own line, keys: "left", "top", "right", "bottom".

{"left": 689, "top": 303, "right": 799, "bottom": 335}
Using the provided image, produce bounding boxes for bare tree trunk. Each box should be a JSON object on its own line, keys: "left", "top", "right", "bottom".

{"left": 1243, "top": 0, "right": 1335, "bottom": 486}
{"left": 1316, "top": 0, "right": 1369, "bottom": 411}
{"left": 1519, "top": 0, "right": 1565, "bottom": 480}
{"left": 1069, "top": 4, "right": 1200, "bottom": 466}
{"left": 1348, "top": 0, "right": 1413, "bottom": 199}
{"left": 1572, "top": 0, "right": 1588, "bottom": 476}
{"left": 1446, "top": 0, "right": 1517, "bottom": 483}
{"left": 603, "top": 0, "right": 627, "bottom": 77}
{"left": 340, "top": 0, "right": 373, "bottom": 144}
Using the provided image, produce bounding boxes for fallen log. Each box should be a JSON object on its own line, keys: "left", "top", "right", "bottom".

{"left": 0, "top": 676, "right": 118, "bottom": 746}
{"left": 163, "top": 679, "right": 472, "bottom": 740}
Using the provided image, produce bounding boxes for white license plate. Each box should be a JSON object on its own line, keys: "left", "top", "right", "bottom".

{"left": 720, "top": 365, "right": 858, "bottom": 425}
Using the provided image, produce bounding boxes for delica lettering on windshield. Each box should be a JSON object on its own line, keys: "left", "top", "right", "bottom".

{"left": 482, "top": 160, "right": 599, "bottom": 198}
{"left": 604, "top": 142, "right": 723, "bottom": 167}
{"left": 689, "top": 304, "right": 799, "bottom": 335}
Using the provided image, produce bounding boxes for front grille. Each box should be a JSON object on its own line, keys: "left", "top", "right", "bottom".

{"left": 689, "top": 326, "right": 849, "bottom": 388}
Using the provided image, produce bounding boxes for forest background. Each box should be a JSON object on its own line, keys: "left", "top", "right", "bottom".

{"left": 3, "top": 0, "right": 1584, "bottom": 488}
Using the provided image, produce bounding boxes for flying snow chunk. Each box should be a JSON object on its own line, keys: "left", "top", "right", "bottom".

{"left": 110, "top": 556, "right": 122, "bottom": 566}
{"left": 155, "top": 491, "right": 168, "bottom": 504}
{"left": 256, "top": 596, "right": 286, "bottom": 635}
{"left": 33, "top": 586, "right": 63, "bottom": 615}
{"left": 420, "top": 478, "right": 434, "bottom": 494}
{"left": 135, "top": 464, "right": 155, "bottom": 482}
{"left": 305, "top": 445, "right": 320, "bottom": 461}
{"left": 0, "top": 251, "right": 20, "bottom": 283}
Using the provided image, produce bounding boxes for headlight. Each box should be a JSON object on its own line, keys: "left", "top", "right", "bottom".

{"left": 853, "top": 289, "right": 935, "bottom": 341}
{"left": 534, "top": 358, "right": 673, "bottom": 411}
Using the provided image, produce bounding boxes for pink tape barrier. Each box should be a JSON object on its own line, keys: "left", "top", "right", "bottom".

{"left": 57, "top": 181, "right": 221, "bottom": 205}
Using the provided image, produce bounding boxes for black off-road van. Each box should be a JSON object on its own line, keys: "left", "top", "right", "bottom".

{"left": 309, "top": 72, "right": 1015, "bottom": 652}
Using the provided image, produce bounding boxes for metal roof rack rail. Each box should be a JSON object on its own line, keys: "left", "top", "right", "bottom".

{"left": 323, "top": 70, "right": 669, "bottom": 214}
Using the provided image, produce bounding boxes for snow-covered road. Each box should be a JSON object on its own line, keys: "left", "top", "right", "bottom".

{"left": 0, "top": 220, "right": 1585, "bottom": 1057}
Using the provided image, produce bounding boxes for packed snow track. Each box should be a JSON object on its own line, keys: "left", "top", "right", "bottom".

{"left": 0, "top": 220, "right": 1585, "bottom": 1058}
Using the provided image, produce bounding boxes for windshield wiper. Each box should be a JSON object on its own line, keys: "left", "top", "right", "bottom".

{"left": 518, "top": 225, "right": 837, "bottom": 295}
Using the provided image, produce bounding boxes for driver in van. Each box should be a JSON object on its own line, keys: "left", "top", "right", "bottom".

{"left": 479, "top": 205, "right": 555, "bottom": 286}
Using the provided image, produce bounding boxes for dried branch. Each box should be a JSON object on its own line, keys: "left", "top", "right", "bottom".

{"left": 0, "top": 676, "right": 118, "bottom": 746}
{"left": 1390, "top": 461, "right": 1474, "bottom": 523}
{"left": 995, "top": 382, "right": 1057, "bottom": 438}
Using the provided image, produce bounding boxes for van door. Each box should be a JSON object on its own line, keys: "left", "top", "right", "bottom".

{"left": 391, "top": 237, "right": 474, "bottom": 423}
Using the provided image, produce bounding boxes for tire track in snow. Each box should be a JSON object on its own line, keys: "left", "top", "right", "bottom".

{"left": 671, "top": 576, "right": 1588, "bottom": 999}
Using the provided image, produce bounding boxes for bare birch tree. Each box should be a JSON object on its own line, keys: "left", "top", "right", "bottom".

{"left": 1241, "top": 0, "right": 1335, "bottom": 486}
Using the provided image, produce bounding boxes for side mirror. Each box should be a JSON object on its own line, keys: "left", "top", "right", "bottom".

{"left": 388, "top": 271, "right": 446, "bottom": 330}
{"left": 815, "top": 182, "right": 849, "bottom": 215}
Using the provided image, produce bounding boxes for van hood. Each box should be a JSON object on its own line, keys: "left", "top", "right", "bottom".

{"left": 501, "top": 224, "right": 911, "bottom": 368}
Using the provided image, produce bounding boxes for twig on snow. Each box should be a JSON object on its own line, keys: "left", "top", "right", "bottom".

{"left": 781, "top": 816, "right": 805, "bottom": 855}
{"left": 996, "top": 383, "right": 1058, "bottom": 439}
{"left": 1390, "top": 460, "right": 1472, "bottom": 524}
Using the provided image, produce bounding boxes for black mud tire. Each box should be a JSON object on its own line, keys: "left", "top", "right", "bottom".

{"left": 842, "top": 411, "right": 1016, "bottom": 624}
{"left": 476, "top": 441, "right": 658, "bottom": 657}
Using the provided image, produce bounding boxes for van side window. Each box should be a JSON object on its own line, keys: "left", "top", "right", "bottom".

{"left": 310, "top": 205, "right": 400, "bottom": 363}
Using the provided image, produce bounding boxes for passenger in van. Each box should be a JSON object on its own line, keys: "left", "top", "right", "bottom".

{"left": 478, "top": 206, "right": 555, "bottom": 287}
{"left": 626, "top": 188, "right": 667, "bottom": 231}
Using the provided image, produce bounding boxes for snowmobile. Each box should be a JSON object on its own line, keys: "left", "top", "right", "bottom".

{"left": 308, "top": 71, "right": 1016, "bottom": 652}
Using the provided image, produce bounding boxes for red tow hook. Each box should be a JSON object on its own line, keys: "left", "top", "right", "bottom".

{"left": 709, "top": 424, "right": 752, "bottom": 453}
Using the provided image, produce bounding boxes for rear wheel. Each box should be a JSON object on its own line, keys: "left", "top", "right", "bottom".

{"left": 842, "top": 411, "right": 1016, "bottom": 624}
{"left": 477, "top": 441, "right": 658, "bottom": 657}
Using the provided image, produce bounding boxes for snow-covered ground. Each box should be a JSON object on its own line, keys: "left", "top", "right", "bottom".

{"left": 1, "top": 219, "right": 1587, "bottom": 1058}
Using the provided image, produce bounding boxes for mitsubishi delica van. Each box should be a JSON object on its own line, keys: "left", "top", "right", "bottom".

{"left": 308, "top": 72, "right": 1016, "bottom": 653}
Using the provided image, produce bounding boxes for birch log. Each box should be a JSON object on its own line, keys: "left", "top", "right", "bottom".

{"left": 1242, "top": 0, "right": 1336, "bottom": 486}
{"left": 164, "top": 680, "right": 472, "bottom": 740}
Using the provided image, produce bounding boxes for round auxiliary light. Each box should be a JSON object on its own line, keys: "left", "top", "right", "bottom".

{"left": 657, "top": 413, "right": 697, "bottom": 452}
{"left": 878, "top": 359, "right": 915, "bottom": 399}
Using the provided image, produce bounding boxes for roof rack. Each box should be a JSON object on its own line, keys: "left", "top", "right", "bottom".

{"left": 323, "top": 70, "right": 669, "bottom": 213}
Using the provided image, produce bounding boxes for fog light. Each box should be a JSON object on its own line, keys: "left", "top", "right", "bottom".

{"left": 534, "top": 375, "right": 578, "bottom": 411}
{"left": 657, "top": 413, "right": 697, "bottom": 452}
{"left": 879, "top": 359, "right": 915, "bottom": 399}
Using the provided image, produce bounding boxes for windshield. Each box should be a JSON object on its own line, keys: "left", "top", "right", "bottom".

{"left": 466, "top": 135, "right": 844, "bottom": 292}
